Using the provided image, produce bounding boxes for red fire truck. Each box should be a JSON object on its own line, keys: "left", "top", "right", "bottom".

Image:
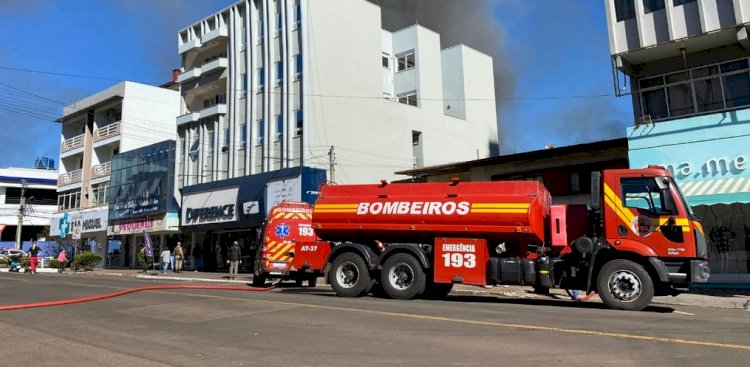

{"left": 255, "top": 167, "right": 710, "bottom": 311}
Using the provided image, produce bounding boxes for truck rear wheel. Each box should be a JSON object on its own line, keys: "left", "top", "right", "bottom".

{"left": 381, "top": 253, "right": 426, "bottom": 300}
{"left": 597, "top": 259, "right": 654, "bottom": 311}
{"left": 329, "top": 253, "right": 371, "bottom": 297}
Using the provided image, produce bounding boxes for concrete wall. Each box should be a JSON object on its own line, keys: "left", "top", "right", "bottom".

{"left": 120, "top": 82, "right": 179, "bottom": 152}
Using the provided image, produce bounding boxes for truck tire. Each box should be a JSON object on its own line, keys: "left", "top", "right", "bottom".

{"left": 381, "top": 253, "right": 426, "bottom": 300}
{"left": 252, "top": 274, "right": 266, "bottom": 287}
{"left": 329, "top": 252, "right": 372, "bottom": 297}
{"left": 597, "top": 259, "right": 654, "bottom": 311}
{"left": 308, "top": 274, "right": 318, "bottom": 288}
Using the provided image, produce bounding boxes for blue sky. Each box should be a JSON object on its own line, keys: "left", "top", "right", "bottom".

{"left": 0, "top": 0, "right": 633, "bottom": 169}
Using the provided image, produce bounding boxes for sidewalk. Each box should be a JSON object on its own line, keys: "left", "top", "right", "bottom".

{"left": 13, "top": 267, "right": 750, "bottom": 311}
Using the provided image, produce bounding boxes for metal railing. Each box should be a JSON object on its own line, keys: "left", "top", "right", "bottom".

{"left": 61, "top": 134, "right": 84, "bottom": 153}
{"left": 58, "top": 169, "right": 82, "bottom": 186}
{"left": 91, "top": 161, "right": 112, "bottom": 179}
{"left": 94, "top": 121, "right": 121, "bottom": 142}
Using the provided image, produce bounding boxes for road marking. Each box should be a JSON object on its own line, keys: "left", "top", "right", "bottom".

{"left": 673, "top": 311, "right": 695, "bottom": 316}
{"left": 147, "top": 290, "right": 750, "bottom": 352}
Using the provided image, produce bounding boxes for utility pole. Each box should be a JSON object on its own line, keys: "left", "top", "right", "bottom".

{"left": 15, "top": 180, "right": 27, "bottom": 250}
{"left": 328, "top": 145, "right": 336, "bottom": 184}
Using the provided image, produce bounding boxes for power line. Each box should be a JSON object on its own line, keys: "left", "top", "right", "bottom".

{"left": 0, "top": 65, "right": 128, "bottom": 83}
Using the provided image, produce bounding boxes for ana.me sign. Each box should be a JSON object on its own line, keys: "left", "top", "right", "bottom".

{"left": 181, "top": 187, "right": 238, "bottom": 226}
{"left": 663, "top": 155, "right": 747, "bottom": 180}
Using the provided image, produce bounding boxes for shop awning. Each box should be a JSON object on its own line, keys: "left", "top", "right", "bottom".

{"left": 679, "top": 177, "right": 750, "bottom": 205}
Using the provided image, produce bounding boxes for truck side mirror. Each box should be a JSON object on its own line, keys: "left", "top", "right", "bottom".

{"left": 590, "top": 172, "right": 601, "bottom": 211}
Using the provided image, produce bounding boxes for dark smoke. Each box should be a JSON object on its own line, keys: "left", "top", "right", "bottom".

{"left": 369, "top": 0, "right": 515, "bottom": 154}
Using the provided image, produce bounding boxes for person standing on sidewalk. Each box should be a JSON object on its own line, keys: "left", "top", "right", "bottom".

{"left": 227, "top": 241, "right": 242, "bottom": 280}
{"left": 160, "top": 247, "right": 171, "bottom": 275}
{"left": 173, "top": 242, "right": 185, "bottom": 273}
{"left": 57, "top": 249, "right": 67, "bottom": 273}
{"left": 28, "top": 242, "right": 41, "bottom": 275}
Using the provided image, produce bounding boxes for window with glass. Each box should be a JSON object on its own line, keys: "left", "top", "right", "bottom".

{"left": 295, "top": 54, "right": 302, "bottom": 80}
{"left": 240, "top": 123, "right": 247, "bottom": 148}
{"left": 207, "top": 129, "right": 214, "bottom": 156}
{"left": 382, "top": 53, "right": 390, "bottom": 68}
{"left": 642, "top": 0, "right": 665, "bottom": 13}
{"left": 275, "top": 115, "right": 283, "bottom": 141}
{"left": 621, "top": 177, "right": 676, "bottom": 215}
{"left": 673, "top": 0, "right": 696, "bottom": 6}
{"left": 276, "top": 11, "right": 282, "bottom": 36}
{"left": 637, "top": 58, "right": 750, "bottom": 122}
{"left": 256, "top": 119, "right": 265, "bottom": 145}
{"left": 258, "top": 67, "right": 265, "bottom": 91}
{"left": 223, "top": 128, "right": 230, "bottom": 149}
{"left": 57, "top": 189, "right": 81, "bottom": 211}
{"left": 398, "top": 91, "right": 418, "bottom": 107}
{"left": 397, "top": 51, "right": 415, "bottom": 72}
{"left": 241, "top": 73, "right": 247, "bottom": 96}
{"left": 295, "top": 110, "right": 302, "bottom": 136}
{"left": 91, "top": 182, "right": 109, "bottom": 205}
{"left": 294, "top": 0, "right": 301, "bottom": 28}
{"left": 275, "top": 61, "right": 283, "bottom": 86}
{"left": 257, "top": 18, "right": 264, "bottom": 42}
{"left": 614, "top": 0, "right": 636, "bottom": 21}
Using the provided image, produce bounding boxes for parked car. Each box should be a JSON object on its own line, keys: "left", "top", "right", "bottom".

{"left": 0, "top": 248, "right": 27, "bottom": 260}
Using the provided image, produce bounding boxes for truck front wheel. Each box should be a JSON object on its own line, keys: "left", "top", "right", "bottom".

{"left": 597, "top": 259, "right": 654, "bottom": 311}
{"left": 329, "top": 253, "right": 371, "bottom": 297}
{"left": 381, "top": 253, "right": 426, "bottom": 300}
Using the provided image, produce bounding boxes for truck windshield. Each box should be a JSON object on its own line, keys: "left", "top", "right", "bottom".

{"left": 669, "top": 177, "right": 697, "bottom": 219}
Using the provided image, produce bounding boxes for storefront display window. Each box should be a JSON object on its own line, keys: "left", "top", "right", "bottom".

{"left": 693, "top": 204, "right": 750, "bottom": 277}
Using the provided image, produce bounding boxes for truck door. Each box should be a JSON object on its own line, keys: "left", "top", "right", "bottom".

{"left": 603, "top": 174, "right": 697, "bottom": 258}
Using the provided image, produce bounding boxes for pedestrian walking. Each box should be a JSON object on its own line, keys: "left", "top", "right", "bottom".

{"left": 28, "top": 242, "right": 42, "bottom": 275}
{"left": 174, "top": 242, "right": 185, "bottom": 273}
{"left": 138, "top": 244, "right": 149, "bottom": 273}
{"left": 160, "top": 247, "right": 171, "bottom": 274}
{"left": 57, "top": 249, "right": 67, "bottom": 273}
{"left": 227, "top": 241, "right": 242, "bottom": 280}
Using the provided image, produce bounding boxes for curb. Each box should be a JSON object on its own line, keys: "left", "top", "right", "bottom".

{"left": 135, "top": 274, "right": 251, "bottom": 284}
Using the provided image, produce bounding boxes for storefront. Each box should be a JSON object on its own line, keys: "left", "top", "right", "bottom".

{"left": 50, "top": 207, "right": 109, "bottom": 267}
{"left": 180, "top": 166, "right": 326, "bottom": 271}
{"left": 107, "top": 140, "right": 181, "bottom": 269}
{"left": 628, "top": 110, "right": 750, "bottom": 284}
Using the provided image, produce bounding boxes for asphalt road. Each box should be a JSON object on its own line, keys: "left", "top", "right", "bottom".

{"left": 0, "top": 272, "right": 748, "bottom": 367}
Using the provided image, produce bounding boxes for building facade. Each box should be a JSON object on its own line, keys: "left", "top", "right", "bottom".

{"left": 605, "top": 0, "right": 750, "bottom": 283}
{"left": 51, "top": 82, "right": 179, "bottom": 266}
{"left": 175, "top": 0, "right": 498, "bottom": 189}
{"left": 0, "top": 167, "right": 57, "bottom": 248}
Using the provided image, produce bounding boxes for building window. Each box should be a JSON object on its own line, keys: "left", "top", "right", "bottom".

{"left": 570, "top": 172, "right": 581, "bottom": 193}
{"left": 179, "top": 137, "right": 186, "bottom": 163}
{"left": 398, "top": 91, "right": 418, "bottom": 107}
{"left": 275, "top": 115, "right": 283, "bottom": 141}
{"left": 382, "top": 53, "right": 390, "bottom": 68}
{"left": 275, "top": 61, "right": 283, "bottom": 86}
{"left": 257, "top": 18, "right": 264, "bottom": 43}
{"left": 223, "top": 128, "right": 230, "bottom": 151}
{"left": 189, "top": 136, "right": 200, "bottom": 161}
{"left": 256, "top": 119, "right": 265, "bottom": 145}
{"left": 295, "top": 109, "right": 302, "bottom": 136}
{"left": 637, "top": 58, "right": 750, "bottom": 122}
{"left": 614, "top": 0, "right": 636, "bottom": 21}
{"left": 240, "top": 123, "right": 247, "bottom": 148}
{"left": 294, "top": 0, "right": 301, "bottom": 28}
{"left": 258, "top": 67, "right": 265, "bottom": 92}
{"left": 241, "top": 27, "right": 247, "bottom": 48}
{"left": 57, "top": 189, "right": 81, "bottom": 211}
{"left": 241, "top": 73, "right": 247, "bottom": 97}
{"left": 295, "top": 54, "right": 302, "bottom": 80}
{"left": 673, "top": 0, "right": 696, "bottom": 6}
{"left": 397, "top": 51, "right": 415, "bottom": 72}
{"left": 276, "top": 11, "right": 282, "bottom": 37}
{"left": 91, "top": 182, "right": 109, "bottom": 205}
{"left": 207, "top": 129, "right": 214, "bottom": 156}
{"left": 642, "top": 0, "right": 665, "bottom": 13}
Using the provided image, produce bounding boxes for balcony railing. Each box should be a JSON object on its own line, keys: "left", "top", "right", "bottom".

{"left": 178, "top": 38, "right": 202, "bottom": 54}
{"left": 58, "top": 169, "right": 82, "bottom": 186}
{"left": 176, "top": 112, "right": 200, "bottom": 126}
{"left": 94, "top": 121, "right": 121, "bottom": 142}
{"left": 60, "top": 134, "right": 84, "bottom": 153}
{"left": 91, "top": 161, "right": 112, "bottom": 179}
{"left": 199, "top": 103, "right": 228, "bottom": 119}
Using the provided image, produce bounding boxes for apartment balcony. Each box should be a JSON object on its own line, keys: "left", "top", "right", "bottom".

{"left": 176, "top": 112, "right": 200, "bottom": 126}
{"left": 91, "top": 161, "right": 111, "bottom": 180}
{"left": 199, "top": 103, "right": 227, "bottom": 119}
{"left": 177, "top": 67, "right": 202, "bottom": 83}
{"left": 94, "top": 122, "right": 121, "bottom": 142}
{"left": 60, "top": 133, "right": 84, "bottom": 154}
{"left": 202, "top": 57, "right": 228, "bottom": 74}
{"left": 58, "top": 169, "right": 82, "bottom": 186}
{"left": 202, "top": 25, "right": 228, "bottom": 44}
{"left": 178, "top": 38, "right": 202, "bottom": 54}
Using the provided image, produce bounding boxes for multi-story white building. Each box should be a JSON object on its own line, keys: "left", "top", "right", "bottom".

{"left": 605, "top": 0, "right": 750, "bottom": 283}
{"left": 0, "top": 167, "right": 57, "bottom": 248}
{"left": 175, "top": 0, "right": 498, "bottom": 187}
{"left": 51, "top": 82, "right": 179, "bottom": 265}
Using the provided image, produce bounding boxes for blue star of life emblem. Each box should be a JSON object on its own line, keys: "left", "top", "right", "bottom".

{"left": 275, "top": 223, "right": 291, "bottom": 239}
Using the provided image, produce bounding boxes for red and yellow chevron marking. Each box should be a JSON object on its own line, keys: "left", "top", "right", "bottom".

{"left": 603, "top": 184, "right": 690, "bottom": 232}
{"left": 265, "top": 240, "right": 295, "bottom": 262}
{"left": 470, "top": 203, "right": 529, "bottom": 214}
{"left": 270, "top": 211, "right": 312, "bottom": 220}
{"left": 313, "top": 203, "right": 358, "bottom": 214}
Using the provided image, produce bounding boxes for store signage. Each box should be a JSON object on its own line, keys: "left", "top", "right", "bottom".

{"left": 109, "top": 214, "right": 179, "bottom": 235}
{"left": 50, "top": 208, "right": 109, "bottom": 237}
{"left": 663, "top": 155, "right": 747, "bottom": 180}
{"left": 181, "top": 187, "right": 239, "bottom": 226}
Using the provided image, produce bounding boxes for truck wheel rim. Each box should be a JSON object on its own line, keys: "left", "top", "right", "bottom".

{"left": 336, "top": 261, "right": 359, "bottom": 289}
{"left": 388, "top": 263, "right": 414, "bottom": 290}
{"left": 608, "top": 270, "right": 641, "bottom": 302}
